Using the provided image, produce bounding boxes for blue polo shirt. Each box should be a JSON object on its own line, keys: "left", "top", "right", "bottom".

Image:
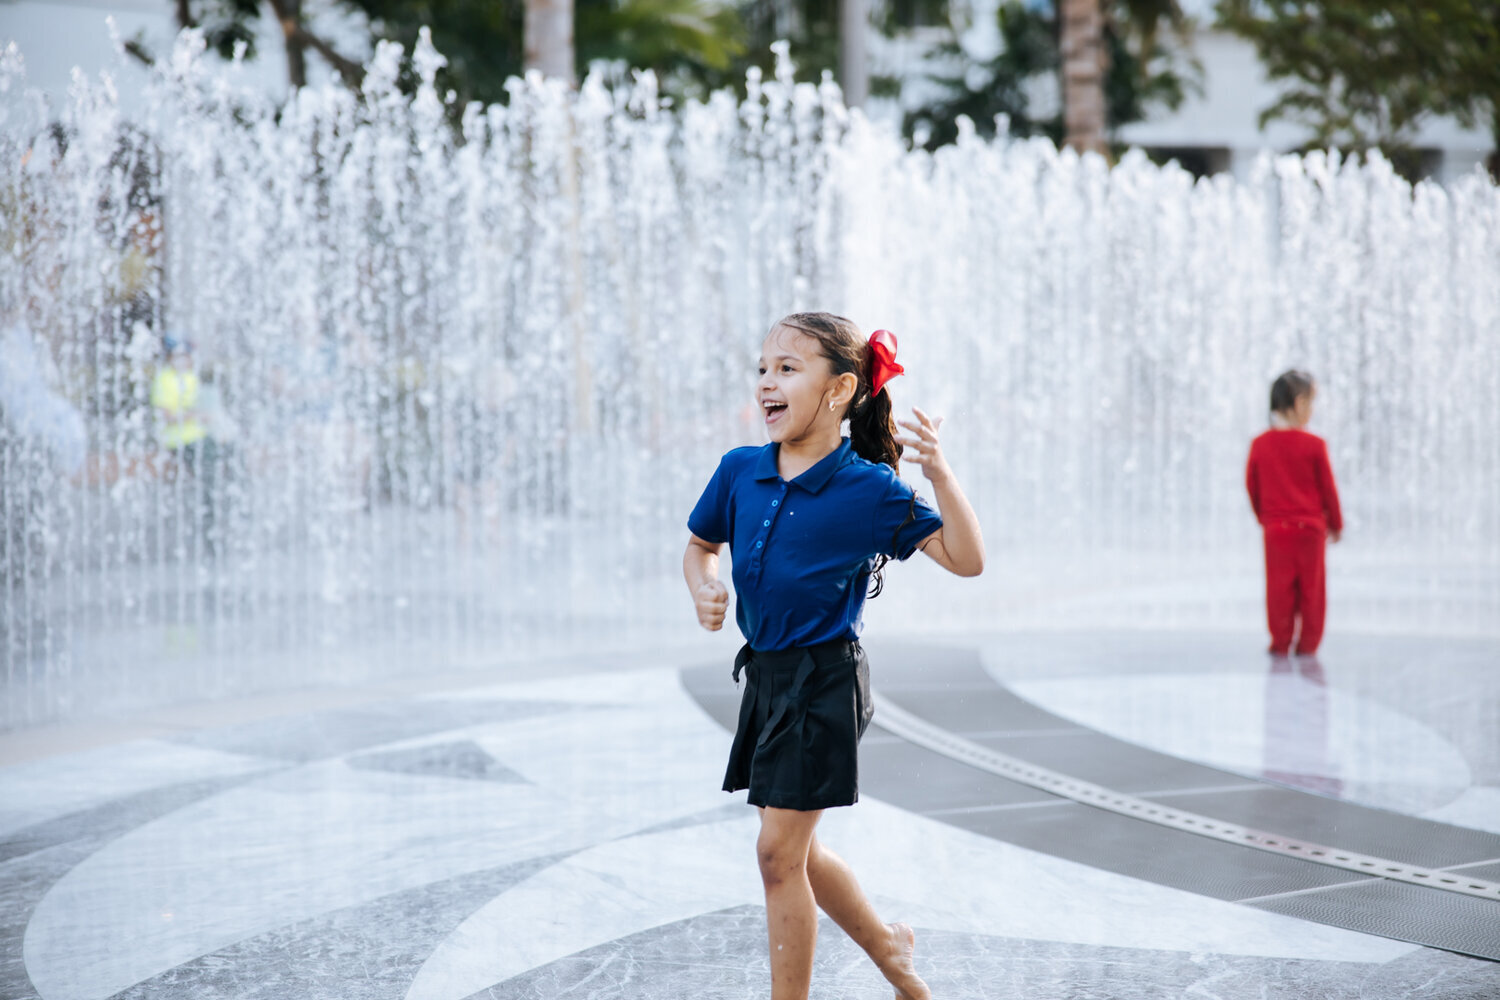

{"left": 688, "top": 438, "right": 943, "bottom": 651}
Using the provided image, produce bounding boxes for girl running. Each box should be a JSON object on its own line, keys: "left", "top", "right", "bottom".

{"left": 684, "top": 311, "right": 985, "bottom": 1000}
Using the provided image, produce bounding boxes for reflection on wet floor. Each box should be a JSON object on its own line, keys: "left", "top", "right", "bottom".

{"left": 993, "top": 630, "right": 1497, "bottom": 822}
{"left": 1264, "top": 654, "right": 1344, "bottom": 798}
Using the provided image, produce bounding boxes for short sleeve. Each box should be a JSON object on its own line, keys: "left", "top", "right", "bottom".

{"left": 873, "top": 474, "right": 943, "bottom": 561}
{"left": 687, "top": 455, "right": 733, "bottom": 543}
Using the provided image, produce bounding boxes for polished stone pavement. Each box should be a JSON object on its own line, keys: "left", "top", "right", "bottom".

{"left": 2, "top": 629, "right": 1497, "bottom": 999}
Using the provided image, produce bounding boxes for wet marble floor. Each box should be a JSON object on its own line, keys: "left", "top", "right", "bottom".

{"left": 1, "top": 629, "right": 1497, "bottom": 999}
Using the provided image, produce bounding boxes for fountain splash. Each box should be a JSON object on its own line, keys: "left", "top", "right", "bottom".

{"left": 2, "top": 31, "right": 1497, "bottom": 727}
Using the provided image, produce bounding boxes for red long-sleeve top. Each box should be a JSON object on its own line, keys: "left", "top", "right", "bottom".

{"left": 1246, "top": 428, "right": 1343, "bottom": 533}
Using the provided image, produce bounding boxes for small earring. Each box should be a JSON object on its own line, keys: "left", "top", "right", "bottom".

{"left": 829, "top": 401, "right": 835, "bottom": 412}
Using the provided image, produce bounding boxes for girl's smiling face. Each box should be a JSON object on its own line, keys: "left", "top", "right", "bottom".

{"left": 758, "top": 324, "right": 853, "bottom": 445}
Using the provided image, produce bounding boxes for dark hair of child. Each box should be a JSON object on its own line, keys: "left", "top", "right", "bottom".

{"left": 772, "top": 311, "right": 915, "bottom": 597}
{"left": 1269, "top": 369, "right": 1316, "bottom": 414}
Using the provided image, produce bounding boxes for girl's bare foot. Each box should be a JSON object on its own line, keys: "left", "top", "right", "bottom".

{"left": 879, "top": 922, "right": 930, "bottom": 1000}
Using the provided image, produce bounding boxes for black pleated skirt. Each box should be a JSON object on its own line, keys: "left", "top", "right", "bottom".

{"left": 722, "top": 639, "right": 874, "bottom": 811}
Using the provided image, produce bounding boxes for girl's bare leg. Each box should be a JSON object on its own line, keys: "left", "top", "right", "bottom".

{"left": 806, "top": 834, "right": 930, "bottom": 1000}
{"left": 757, "top": 807, "right": 823, "bottom": 1000}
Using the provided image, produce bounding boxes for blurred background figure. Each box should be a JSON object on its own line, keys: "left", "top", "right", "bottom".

{"left": 1246, "top": 370, "right": 1342, "bottom": 658}
{"left": 0, "top": 306, "right": 86, "bottom": 589}
{"left": 151, "top": 334, "right": 223, "bottom": 559}
{"left": 0, "top": 310, "right": 86, "bottom": 477}
{"left": 151, "top": 335, "right": 204, "bottom": 452}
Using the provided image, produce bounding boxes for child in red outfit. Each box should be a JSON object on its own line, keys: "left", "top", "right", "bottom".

{"left": 1246, "top": 371, "right": 1343, "bottom": 656}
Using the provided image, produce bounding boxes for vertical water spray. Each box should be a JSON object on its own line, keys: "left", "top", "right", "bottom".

{"left": 1, "top": 32, "right": 1498, "bottom": 728}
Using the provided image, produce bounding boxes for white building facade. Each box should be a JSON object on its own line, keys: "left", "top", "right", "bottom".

{"left": 1114, "top": 20, "right": 1493, "bottom": 184}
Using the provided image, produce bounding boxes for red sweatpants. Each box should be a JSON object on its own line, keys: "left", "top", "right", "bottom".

{"left": 1262, "top": 522, "right": 1327, "bottom": 655}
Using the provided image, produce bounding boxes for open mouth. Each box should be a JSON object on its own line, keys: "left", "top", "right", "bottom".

{"left": 763, "top": 400, "right": 788, "bottom": 424}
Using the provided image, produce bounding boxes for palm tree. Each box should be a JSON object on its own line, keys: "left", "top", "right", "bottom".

{"left": 840, "top": 0, "right": 868, "bottom": 107}
{"left": 1060, "top": 0, "right": 1107, "bottom": 154}
{"left": 525, "top": 0, "right": 576, "bottom": 84}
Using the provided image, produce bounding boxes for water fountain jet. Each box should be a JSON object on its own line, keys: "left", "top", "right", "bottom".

{"left": 2, "top": 32, "right": 1497, "bottom": 728}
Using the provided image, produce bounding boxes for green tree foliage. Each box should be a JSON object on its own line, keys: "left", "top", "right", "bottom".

{"left": 353, "top": 1, "right": 524, "bottom": 103}
{"left": 148, "top": 0, "right": 746, "bottom": 104}
{"left": 903, "top": 0, "right": 1195, "bottom": 150}
{"left": 1216, "top": 0, "right": 1500, "bottom": 176}
{"left": 360, "top": 0, "right": 745, "bottom": 101}
{"left": 726, "top": 0, "right": 840, "bottom": 91}
{"left": 579, "top": 0, "right": 745, "bottom": 77}
{"left": 191, "top": 0, "right": 265, "bottom": 61}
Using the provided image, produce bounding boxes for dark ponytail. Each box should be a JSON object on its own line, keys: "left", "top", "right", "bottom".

{"left": 769, "top": 311, "right": 915, "bottom": 597}
{"left": 847, "top": 369, "right": 903, "bottom": 471}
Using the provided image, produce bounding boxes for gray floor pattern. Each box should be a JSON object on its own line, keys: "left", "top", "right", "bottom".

{"left": 1, "top": 630, "right": 1496, "bottom": 998}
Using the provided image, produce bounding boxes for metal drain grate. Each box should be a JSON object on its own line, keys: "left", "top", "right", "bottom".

{"left": 872, "top": 694, "right": 1500, "bottom": 904}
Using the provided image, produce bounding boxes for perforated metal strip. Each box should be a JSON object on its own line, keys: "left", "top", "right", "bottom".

{"left": 871, "top": 694, "right": 1500, "bottom": 904}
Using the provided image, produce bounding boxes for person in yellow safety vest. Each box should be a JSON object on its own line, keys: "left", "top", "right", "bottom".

{"left": 151, "top": 336, "right": 206, "bottom": 450}
{"left": 151, "top": 335, "right": 219, "bottom": 557}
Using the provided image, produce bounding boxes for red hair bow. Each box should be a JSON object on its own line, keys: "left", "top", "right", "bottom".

{"left": 868, "top": 329, "right": 904, "bottom": 395}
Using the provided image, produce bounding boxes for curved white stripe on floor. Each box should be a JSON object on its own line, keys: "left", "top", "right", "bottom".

{"left": 19, "top": 665, "right": 1421, "bottom": 1000}
{"left": 0, "top": 740, "right": 277, "bottom": 839}
{"left": 1001, "top": 671, "right": 1473, "bottom": 815}
{"left": 405, "top": 794, "right": 1412, "bottom": 1000}
{"left": 1420, "top": 786, "right": 1500, "bottom": 835}
{"left": 21, "top": 668, "right": 729, "bottom": 1000}
{"left": 404, "top": 817, "right": 767, "bottom": 1000}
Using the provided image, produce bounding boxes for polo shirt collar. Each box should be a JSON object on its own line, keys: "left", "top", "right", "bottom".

{"left": 752, "top": 438, "right": 852, "bottom": 494}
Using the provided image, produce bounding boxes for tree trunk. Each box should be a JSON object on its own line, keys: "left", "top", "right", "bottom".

{"left": 285, "top": 34, "right": 308, "bottom": 89}
{"left": 839, "top": 0, "right": 869, "bottom": 108}
{"left": 1489, "top": 106, "right": 1500, "bottom": 182}
{"left": 266, "top": 0, "right": 308, "bottom": 88}
{"left": 1060, "top": 0, "right": 1108, "bottom": 155}
{"left": 525, "top": 0, "right": 577, "bottom": 86}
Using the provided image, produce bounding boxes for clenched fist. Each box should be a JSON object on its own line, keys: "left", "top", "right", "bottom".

{"left": 694, "top": 580, "right": 729, "bottom": 631}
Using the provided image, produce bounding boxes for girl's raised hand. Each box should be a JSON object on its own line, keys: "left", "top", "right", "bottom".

{"left": 896, "top": 407, "right": 952, "bottom": 484}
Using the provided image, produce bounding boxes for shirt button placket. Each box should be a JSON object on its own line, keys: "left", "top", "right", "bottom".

{"left": 750, "top": 483, "right": 787, "bottom": 581}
